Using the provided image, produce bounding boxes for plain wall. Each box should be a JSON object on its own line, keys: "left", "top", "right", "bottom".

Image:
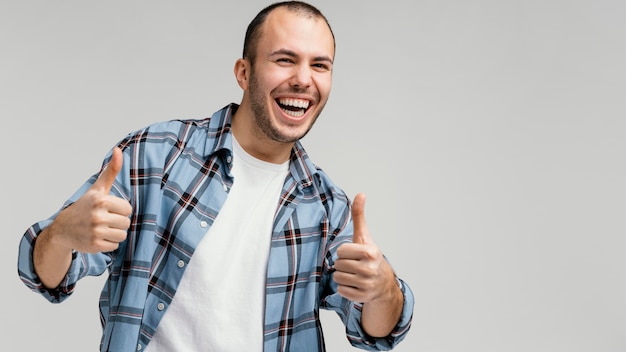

{"left": 2, "top": 0, "right": 625, "bottom": 351}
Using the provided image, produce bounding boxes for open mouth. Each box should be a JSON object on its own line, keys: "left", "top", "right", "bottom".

{"left": 276, "top": 98, "right": 310, "bottom": 118}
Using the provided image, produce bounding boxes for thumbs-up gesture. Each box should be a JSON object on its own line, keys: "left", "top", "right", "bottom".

{"left": 48, "top": 147, "right": 132, "bottom": 253}
{"left": 334, "top": 193, "right": 398, "bottom": 304}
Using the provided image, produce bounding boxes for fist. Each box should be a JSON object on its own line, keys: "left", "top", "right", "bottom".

{"left": 333, "top": 193, "right": 397, "bottom": 303}
{"left": 50, "top": 147, "right": 132, "bottom": 253}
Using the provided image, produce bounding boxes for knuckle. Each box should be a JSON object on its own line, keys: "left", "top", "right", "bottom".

{"left": 88, "top": 213, "right": 105, "bottom": 227}
{"left": 93, "top": 196, "right": 109, "bottom": 209}
{"left": 363, "top": 246, "right": 378, "bottom": 259}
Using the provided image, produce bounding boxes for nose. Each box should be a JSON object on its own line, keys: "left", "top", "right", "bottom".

{"left": 290, "top": 64, "right": 312, "bottom": 88}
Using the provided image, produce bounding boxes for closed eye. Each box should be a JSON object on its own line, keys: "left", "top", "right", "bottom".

{"left": 312, "top": 63, "right": 331, "bottom": 71}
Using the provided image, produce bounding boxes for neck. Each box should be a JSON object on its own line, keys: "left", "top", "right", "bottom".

{"left": 231, "top": 103, "right": 294, "bottom": 164}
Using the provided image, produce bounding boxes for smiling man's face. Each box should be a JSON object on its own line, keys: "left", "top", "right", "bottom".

{"left": 245, "top": 7, "right": 335, "bottom": 144}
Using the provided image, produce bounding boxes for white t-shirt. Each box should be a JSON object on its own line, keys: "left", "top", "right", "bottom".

{"left": 146, "top": 137, "right": 289, "bottom": 351}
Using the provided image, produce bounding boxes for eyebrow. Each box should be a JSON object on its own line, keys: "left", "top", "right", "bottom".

{"left": 269, "top": 48, "right": 334, "bottom": 64}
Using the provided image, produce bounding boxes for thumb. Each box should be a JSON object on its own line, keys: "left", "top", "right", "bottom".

{"left": 351, "top": 192, "right": 372, "bottom": 245}
{"left": 92, "top": 147, "right": 123, "bottom": 193}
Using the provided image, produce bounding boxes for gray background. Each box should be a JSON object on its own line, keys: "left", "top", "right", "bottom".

{"left": 2, "top": 0, "right": 625, "bottom": 351}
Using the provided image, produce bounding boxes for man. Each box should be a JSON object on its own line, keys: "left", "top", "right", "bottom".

{"left": 18, "top": 1, "right": 414, "bottom": 351}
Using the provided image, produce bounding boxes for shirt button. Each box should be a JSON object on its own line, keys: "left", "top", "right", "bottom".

{"left": 223, "top": 183, "right": 228, "bottom": 192}
{"left": 177, "top": 260, "right": 185, "bottom": 268}
{"left": 137, "top": 344, "right": 142, "bottom": 351}
{"left": 200, "top": 220, "right": 208, "bottom": 228}
{"left": 157, "top": 303, "right": 165, "bottom": 311}
{"left": 226, "top": 155, "right": 232, "bottom": 164}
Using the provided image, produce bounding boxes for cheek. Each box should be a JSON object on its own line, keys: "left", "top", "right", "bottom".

{"left": 315, "top": 72, "right": 332, "bottom": 89}
{"left": 263, "top": 66, "right": 292, "bottom": 85}
{"left": 316, "top": 77, "right": 333, "bottom": 100}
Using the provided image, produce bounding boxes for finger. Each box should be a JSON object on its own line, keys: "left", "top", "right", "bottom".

{"left": 103, "top": 227, "right": 129, "bottom": 243}
{"left": 92, "top": 225, "right": 129, "bottom": 244}
{"left": 336, "top": 284, "right": 364, "bottom": 302}
{"left": 334, "top": 274, "right": 372, "bottom": 303}
{"left": 334, "top": 257, "right": 368, "bottom": 275}
{"left": 107, "top": 197, "right": 133, "bottom": 217}
{"left": 337, "top": 242, "right": 370, "bottom": 260}
{"left": 104, "top": 211, "right": 132, "bottom": 231}
{"left": 87, "top": 237, "right": 123, "bottom": 254}
{"left": 335, "top": 253, "right": 378, "bottom": 276}
{"left": 333, "top": 270, "right": 359, "bottom": 288}
{"left": 92, "top": 147, "right": 123, "bottom": 193}
{"left": 351, "top": 192, "right": 372, "bottom": 245}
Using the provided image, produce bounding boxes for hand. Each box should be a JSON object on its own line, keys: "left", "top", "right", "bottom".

{"left": 48, "top": 147, "right": 132, "bottom": 253}
{"left": 334, "top": 193, "right": 398, "bottom": 303}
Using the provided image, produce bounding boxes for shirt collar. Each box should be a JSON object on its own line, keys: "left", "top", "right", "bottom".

{"left": 203, "top": 103, "right": 236, "bottom": 159}
{"left": 204, "top": 103, "right": 319, "bottom": 188}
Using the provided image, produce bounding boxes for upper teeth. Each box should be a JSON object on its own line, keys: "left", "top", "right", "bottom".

{"left": 278, "top": 98, "right": 310, "bottom": 109}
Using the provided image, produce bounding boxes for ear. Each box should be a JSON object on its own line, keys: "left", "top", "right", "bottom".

{"left": 234, "top": 58, "right": 250, "bottom": 90}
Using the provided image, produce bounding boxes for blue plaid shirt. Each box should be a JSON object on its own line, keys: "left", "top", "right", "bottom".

{"left": 18, "top": 104, "right": 414, "bottom": 351}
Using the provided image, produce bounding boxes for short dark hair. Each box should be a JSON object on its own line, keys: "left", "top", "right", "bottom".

{"left": 242, "top": 1, "right": 335, "bottom": 64}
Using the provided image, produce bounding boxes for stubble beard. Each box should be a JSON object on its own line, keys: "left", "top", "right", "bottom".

{"left": 248, "top": 68, "right": 323, "bottom": 144}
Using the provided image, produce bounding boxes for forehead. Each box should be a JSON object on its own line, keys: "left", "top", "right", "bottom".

{"left": 258, "top": 8, "right": 335, "bottom": 59}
